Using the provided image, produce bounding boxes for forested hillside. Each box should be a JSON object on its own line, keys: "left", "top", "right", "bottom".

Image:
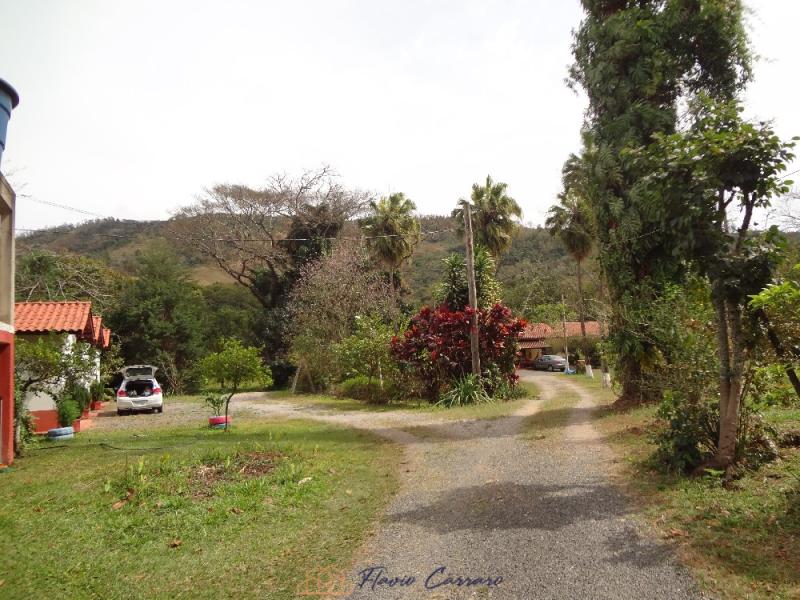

{"left": 16, "top": 215, "right": 597, "bottom": 322}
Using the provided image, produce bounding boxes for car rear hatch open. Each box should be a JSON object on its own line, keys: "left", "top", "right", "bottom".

{"left": 122, "top": 365, "right": 158, "bottom": 380}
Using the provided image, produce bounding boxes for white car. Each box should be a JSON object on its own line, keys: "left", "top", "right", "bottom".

{"left": 116, "top": 365, "right": 164, "bottom": 415}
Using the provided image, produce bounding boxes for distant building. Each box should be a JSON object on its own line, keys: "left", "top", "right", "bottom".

{"left": 516, "top": 321, "right": 603, "bottom": 366}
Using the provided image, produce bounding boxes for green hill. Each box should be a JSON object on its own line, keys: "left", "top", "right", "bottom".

{"left": 16, "top": 216, "right": 593, "bottom": 320}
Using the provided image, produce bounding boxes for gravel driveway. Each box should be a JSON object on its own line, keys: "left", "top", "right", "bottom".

{"left": 334, "top": 371, "right": 704, "bottom": 599}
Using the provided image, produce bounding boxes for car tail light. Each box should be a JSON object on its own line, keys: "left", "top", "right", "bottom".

{"left": 117, "top": 389, "right": 127, "bottom": 397}
{"left": 152, "top": 387, "right": 161, "bottom": 394}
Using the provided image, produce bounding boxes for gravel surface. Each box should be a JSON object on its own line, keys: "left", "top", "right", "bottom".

{"left": 340, "top": 371, "right": 705, "bottom": 599}
{"left": 94, "top": 377, "right": 705, "bottom": 598}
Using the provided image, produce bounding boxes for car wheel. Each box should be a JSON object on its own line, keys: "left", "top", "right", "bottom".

{"left": 157, "top": 406, "right": 163, "bottom": 414}
{"left": 548, "top": 365, "right": 554, "bottom": 372}
{"left": 117, "top": 409, "right": 124, "bottom": 416}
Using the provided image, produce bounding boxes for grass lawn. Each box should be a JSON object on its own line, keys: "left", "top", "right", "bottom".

{"left": 568, "top": 376, "right": 800, "bottom": 600}
{"left": 0, "top": 418, "right": 401, "bottom": 599}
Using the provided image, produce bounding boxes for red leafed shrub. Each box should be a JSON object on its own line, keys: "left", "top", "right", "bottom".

{"left": 390, "top": 303, "right": 526, "bottom": 399}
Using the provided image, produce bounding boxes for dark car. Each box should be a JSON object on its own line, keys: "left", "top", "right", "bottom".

{"left": 532, "top": 354, "right": 568, "bottom": 372}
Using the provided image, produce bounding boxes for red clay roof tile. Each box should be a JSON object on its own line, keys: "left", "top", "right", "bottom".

{"left": 15, "top": 301, "right": 93, "bottom": 334}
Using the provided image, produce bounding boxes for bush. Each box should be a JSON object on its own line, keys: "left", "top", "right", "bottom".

{"left": 57, "top": 399, "right": 81, "bottom": 427}
{"left": 68, "top": 385, "right": 91, "bottom": 412}
{"left": 437, "top": 374, "right": 492, "bottom": 408}
{"left": 652, "top": 391, "right": 779, "bottom": 473}
{"left": 750, "top": 364, "right": 797, "bottom": 407}
{"left": 652, "top": 391, "right": 719, "bottom": 473}
{"left": 337, "top": 377, "right": 387, "bottom": 404}
{"left": 89, "top": 380, "right": 105, "bottom": 402}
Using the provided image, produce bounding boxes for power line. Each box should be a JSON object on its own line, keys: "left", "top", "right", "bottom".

{"left": 20, "top": 195, "right": 110, "bottom": 220}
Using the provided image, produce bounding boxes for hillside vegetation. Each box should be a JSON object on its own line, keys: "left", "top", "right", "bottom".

{"left": 16, "top": 216, "right": 594, "bottom": 322}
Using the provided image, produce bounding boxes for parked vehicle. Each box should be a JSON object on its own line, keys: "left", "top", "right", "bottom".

{"left": 532, "top": 354, "right": 568, "bottom": 372}
{"left": 116, "top": 365, "right": 163, "bottom": 415}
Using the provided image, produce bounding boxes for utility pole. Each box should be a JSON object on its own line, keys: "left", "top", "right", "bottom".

{"left": 463, "top": 202, "right": 481, "bottom": 377}
{"left": 561, "top": 294, "right": 570, "bottom": 372}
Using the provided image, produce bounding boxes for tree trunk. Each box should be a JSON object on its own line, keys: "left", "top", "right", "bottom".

{"left": 715, "top": 300, "right": 745, "bottom": 467}
{"left": 757, "top": 308, "right": 800, "bottom": 400}
{"left": 576, "top": 259, "right": 586, "bottom": 339}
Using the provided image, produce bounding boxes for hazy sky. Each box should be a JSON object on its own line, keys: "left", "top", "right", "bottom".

{"left": 1, "top": 1, "right": 798, "bottom": 232}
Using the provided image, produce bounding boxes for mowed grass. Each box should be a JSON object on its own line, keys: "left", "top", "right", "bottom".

{"left": 567, "top": 376, "right": 800, "bottom": 600}
{"left": 0, "top": 418, "right": 401, "bottom": 599}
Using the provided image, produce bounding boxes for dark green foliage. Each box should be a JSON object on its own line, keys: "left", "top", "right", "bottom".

{"left": 567, "top": 0, "right": 753, "bottom": 402}
{"left": 452, "top": 176, "right": 522, "bottom": 258}
{"left": 68, "top": 384, "right": 91, "bottom": 412}
{"left": 653, "top": 393, "right": 779, "bottom": 474}
{"left": 57, "top": 399, "right": 81, "bottom": 428}
{"left": 434, "top": 247, "right": 501, "bottom": 311}
{"left": 106, "top": 246, "right": 208, "bottom": 394}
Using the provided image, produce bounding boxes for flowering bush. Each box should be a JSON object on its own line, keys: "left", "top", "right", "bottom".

{"left": 390, "top": 303, "right": 525, "bottom": 399}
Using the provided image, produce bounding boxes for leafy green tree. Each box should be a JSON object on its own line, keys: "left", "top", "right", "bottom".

{"left": 198, "top": 338, "right": 272, "bottom": 430}
{"left": 546, "top": 192, "right": 593, "bottom": 338}
{"left": 567, "top": 0, "right": 752, "bottom": 404}
{"left": 435, "top": 247, "right": 501, "bottom": 311}
{"left": 106, "top": 246, "right": 207, "bottom": 394}
{"left": 333, "top": 314, "right": 399, "bottom": 393}
{"left": 360, "top": 193, "right": 421, "bottom": 291}
{"left": 453, "top": 175, "right": 522, "bottom": 259}
{"left": 633, "top": 98, "right": 795, "bottom": 467}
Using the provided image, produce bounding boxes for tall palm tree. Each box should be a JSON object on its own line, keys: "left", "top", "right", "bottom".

{"left": 546, "top": 192, "right": 593, "bottom": 338}
{"left": 452, "top": 175, "right": 523, "bottom": 259}
{"left": 360, "top": 192, "right": 421, "bottom": 291}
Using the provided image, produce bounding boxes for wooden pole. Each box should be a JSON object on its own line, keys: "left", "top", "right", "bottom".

{"left": 562, "top": 294, "right": 570, "bottom": 372}
{"left": 463, "top": 202, "right": 481, "bottom": 377}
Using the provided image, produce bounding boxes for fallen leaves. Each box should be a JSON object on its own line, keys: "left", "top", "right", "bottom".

{"left": 667, "top": 528, "right": 689, "bottom": 539}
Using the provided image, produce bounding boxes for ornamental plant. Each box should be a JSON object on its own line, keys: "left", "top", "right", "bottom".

{"left": 390, "top": 302, "right": 525, "bottom": 400}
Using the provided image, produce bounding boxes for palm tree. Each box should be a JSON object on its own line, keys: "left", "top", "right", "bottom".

{"left": 546, "top": 192, "right": 593, "bottom": 338}
{"left": 452, "top": 175, "right": 522, "bottom": 259}
{"left": 360, "top": 193, "right": 420, "bottom": 291}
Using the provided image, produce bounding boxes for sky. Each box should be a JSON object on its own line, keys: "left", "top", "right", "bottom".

{"left": 1, "top": 0, "right": 798, "bottom": 232}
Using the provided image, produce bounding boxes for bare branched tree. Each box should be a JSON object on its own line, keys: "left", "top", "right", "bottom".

{"left": 169, "top": 167, "right": 371, "bottom": 308}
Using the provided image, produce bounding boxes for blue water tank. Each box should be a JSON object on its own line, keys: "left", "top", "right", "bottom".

{"left": 0, "top": 78, "right": 20, "bottom": 169}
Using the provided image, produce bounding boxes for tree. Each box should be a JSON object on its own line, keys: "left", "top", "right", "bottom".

{"left": 172, "top": 167, "right": 366, "bottom": 308}
{"left": 360, "top": 193, "right": 420, "bottom": 291}
{"left": 198, "top": 338, "right": 272, "bottom": 430}
{"left": 633, "top": 98, "right": 795, "bottom": 468}
{"left": 287, "top": 243, "right": 398, "bottom": 390}
{"left": 106, "top": 246, "right": 207, "bottom": 394}
{"left": 546, "top": 192, "right": 593, "bottom": 338}
{"left": 452, "top": 176, "right": 522, "bottom": 259}
{"left": 16, "top": 249, "right": 126, "bottom": 314}
{"left": 567, "top": 0, "right": 752, "bottom": 404}
{"left": 171, "top": 167, "right": 368, "bottom": 364}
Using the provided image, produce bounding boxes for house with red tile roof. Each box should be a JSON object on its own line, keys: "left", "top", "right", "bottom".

{"left": 517, "top": 321, "right": 603, "bottom": 366}
{"left": 15, "top": 301, "right": 112, "bottom": 433}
